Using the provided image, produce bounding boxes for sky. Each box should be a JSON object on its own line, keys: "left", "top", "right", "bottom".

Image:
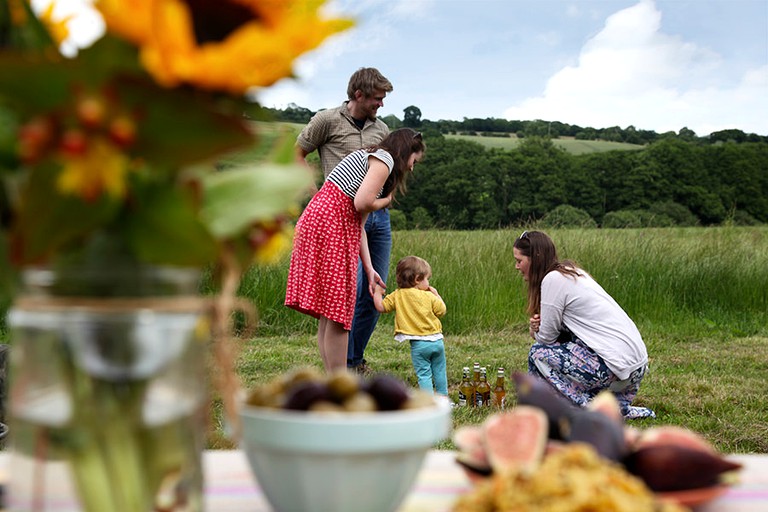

{"left": 41, "top": 0, "right": 768, "bottom": 137}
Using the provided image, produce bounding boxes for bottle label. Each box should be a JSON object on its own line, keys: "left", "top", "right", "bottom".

{"left": 458, "top": 391, "right": 467, "bottom": 406}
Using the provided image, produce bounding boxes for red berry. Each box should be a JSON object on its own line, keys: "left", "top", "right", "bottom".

{"left": 108, "top": 116, "right": 137, "bottom": 148}
{"left": 59, "top": 129, "right": 88, "bottom": 156}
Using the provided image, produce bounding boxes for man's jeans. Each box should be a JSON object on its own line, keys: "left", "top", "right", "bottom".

{"left": 347, "top": 209, "right": 392, "bottom": 367}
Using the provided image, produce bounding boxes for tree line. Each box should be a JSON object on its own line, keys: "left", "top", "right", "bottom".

{"left": 394, "top": 135, "right": 767, "bottom": 229}
{"left": 264, "top": 103, "right": 768, "bottom": 147}
{"left": 266, "top": 104, "right": 767, "bottom": 229}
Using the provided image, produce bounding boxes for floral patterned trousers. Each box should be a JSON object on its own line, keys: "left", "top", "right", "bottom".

{"left": 528, "top": 332, "right": 655, "bottom": 419}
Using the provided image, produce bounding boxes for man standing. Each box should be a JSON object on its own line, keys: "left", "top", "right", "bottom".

{"left": 295, "top": 67, "right": 393, "bottom": 374}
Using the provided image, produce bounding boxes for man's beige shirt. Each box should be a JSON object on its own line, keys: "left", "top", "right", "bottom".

{"left": 297, "top": 101, "right": 390, "bottom": 177}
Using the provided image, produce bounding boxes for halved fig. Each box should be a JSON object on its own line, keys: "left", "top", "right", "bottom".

{"left": 482, "top": 406, "right": 548, "bottom": 473}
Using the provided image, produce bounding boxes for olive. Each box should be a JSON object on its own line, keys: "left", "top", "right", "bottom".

{"left": 283, "top": 381, "right": 330, "bottom": 410}
{"left": 326, "top": 370, "right": 360, "bottom": 402}
{"left": 343, "top": 392, "right": 377, "bottom": 412}
{"left": 364, "top": 374, "right": 409, "bottom": 411}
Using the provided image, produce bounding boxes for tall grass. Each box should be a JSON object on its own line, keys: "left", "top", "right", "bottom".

{"left": 226, "top": 226, "right": 768, "bottom": 340}
{"left": 207, "top": 226, "right": 767, "bottom": 453}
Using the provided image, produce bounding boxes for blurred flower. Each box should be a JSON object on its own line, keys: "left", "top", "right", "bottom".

{"left": 57, "top": 136, "right": 132, "bottom": 200}
{"left": 0, "top": 0, "right": 351, "bottom": 278}
{"left": 96, "top": 0, "right": 354, "bottom": 94}
{"left": 0, "top": 1, "right": 354, "bottom": 508}
{"left": 37, "top": 1, "right": 72, "bottom": 45}
{"left": 249, "top": 218, "right": 293, "bottom": 265}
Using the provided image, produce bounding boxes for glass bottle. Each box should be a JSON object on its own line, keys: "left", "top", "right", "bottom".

{"left": 471, "top": 362, "right": 481, "bottom": 407}
{"left": 476, "top": 367, "right": 491, "bottom": 407}
{"left": 493, "top": 367, "right": 506, "bottom": 408}
{"left": 458, "top": 367, "right": 474, "bottom": 407}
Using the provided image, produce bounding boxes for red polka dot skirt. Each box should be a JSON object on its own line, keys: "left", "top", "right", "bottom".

{"left": 285, "top": 182, "right": 362, "bottom": 330}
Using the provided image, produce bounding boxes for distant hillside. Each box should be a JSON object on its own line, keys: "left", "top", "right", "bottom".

{"left": 447, "top": 134, "right": 645, "bottom": 155}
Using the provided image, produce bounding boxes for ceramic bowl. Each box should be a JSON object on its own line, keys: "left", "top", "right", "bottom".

{"left": 238, "top": 399, "right": 452, "bottom": 512}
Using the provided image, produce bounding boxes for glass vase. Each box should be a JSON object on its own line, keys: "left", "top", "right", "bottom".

{"left": 6, "top": 266, "right": 209, "bottom": 511}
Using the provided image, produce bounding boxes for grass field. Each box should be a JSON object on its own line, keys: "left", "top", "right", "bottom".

{"left": 263, "top": 122, "right": 645, "bottom": 155}
{"left": 209, "top": 226, "right": 768, "bottom": 454}
{"left": 446, "top": 133, "right": 646, "bottom": 154}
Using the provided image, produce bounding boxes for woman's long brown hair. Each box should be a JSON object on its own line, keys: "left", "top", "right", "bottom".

{"left": 513, "top": 230, "right": 581, "bottom": 315}
{"left": 368, "top": 128, "right": 425, "bottom": 199}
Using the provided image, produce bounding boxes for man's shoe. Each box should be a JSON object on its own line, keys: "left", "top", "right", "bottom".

{"left": 354, "top": 360, "right": 373, "bottom": 377}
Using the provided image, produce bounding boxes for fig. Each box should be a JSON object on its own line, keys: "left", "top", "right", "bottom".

{"left": 482, "top": 406, "right": 548, "bottom": 473}
{"left": 455, "top": 452, "right": 493, "bottom": 483}
{"left": 587, "top": 390, "right": 624, "bottom": 425}
{"left": 623, "top": 444, "right": 743, "bottom": 492}
{"left": 283, "top": 380, "right": 330, "bottom": 410}
{"left": 453, "top": 426, "right": 491, "bottom": 473}
{"left": 558, "top": 408, "right": 627, "bottom": 461}
{"left": 364, "top": 374, "right": 409, "bottom": 411}
{"left": 513, "top": 372, "right": 577, "bottom": 439}
{"left": 633, "top": 425, "right": 716, "bottom": 454}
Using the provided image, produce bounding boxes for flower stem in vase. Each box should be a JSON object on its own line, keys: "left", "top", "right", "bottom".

{"left": 67, "top": 364, "right": 150, "bottom": 511}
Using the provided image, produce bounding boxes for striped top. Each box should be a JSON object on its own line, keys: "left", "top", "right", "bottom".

{"left": 326, "top": 148, "right": 394, "bottom": 199}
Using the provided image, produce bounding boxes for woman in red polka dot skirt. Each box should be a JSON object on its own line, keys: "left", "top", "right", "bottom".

{"left": 286, "top": 128, "right": 425, "bottom": 372}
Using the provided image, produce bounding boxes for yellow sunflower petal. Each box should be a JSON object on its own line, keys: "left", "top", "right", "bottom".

{"left": 37, "top": 2, "right": 72, "bottom": 45}
{"left": 94, "top": 0, "right": 154, "bottom": 44}
{"left": 97, "top": 0, "right": 354, "bottom": 94}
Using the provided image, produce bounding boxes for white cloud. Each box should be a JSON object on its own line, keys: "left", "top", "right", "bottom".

{"left": 502, "top": 0, "right": 768, "bottom": 135}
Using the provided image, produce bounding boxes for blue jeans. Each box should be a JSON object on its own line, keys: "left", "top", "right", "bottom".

{"left": 409, "top": 339, "right": 448, "bottom": 395}
{"left": 347, "top": 209, "right": 392, "bottom": 367}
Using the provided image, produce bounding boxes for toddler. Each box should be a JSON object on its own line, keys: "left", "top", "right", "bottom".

{"left": 373, "top": 256, "right": 448, "bottom": 396}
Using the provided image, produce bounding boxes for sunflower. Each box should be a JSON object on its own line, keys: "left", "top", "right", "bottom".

{"left": 95, "top": 0, "right": 354, "bottom": 94}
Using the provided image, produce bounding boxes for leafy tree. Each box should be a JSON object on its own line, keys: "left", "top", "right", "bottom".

{"left": 540, "top": 205, "right": 597, "bottom": 228}
{"left": 389, "top": 209, "right": 407, "bottom": 230}
{"left": 381, "top": 114, "right": 402, "bottom": 129}
{"left": 403, "top": 105, "right": 422, "bottom": 128}
{"left": 649, "top": 201, "right": 698, "bottom": 226}
{"left": 409, "top": 207, "right": 433, "bottom": 229}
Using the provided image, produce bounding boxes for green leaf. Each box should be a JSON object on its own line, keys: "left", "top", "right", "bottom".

{"left": 124, "top": 185, "right": 217, "bottom": 266}
{"left": 200, "top": 162, "right": 312, "bottom": 238}
{"left": 12, "top": 162, "right": 118, "bottom": 263}
{"left": 116, "top": 79, "right": 255, "bottom": 169}
{"left": 0, "top": 0, "right": 57, "bottom": 52}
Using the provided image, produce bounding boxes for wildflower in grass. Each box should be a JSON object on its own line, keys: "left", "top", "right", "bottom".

{"left": 250, "top": 219, "right": 293, "bottom": 265}
{"left": 95, "top": 0, "right": 354, "bottom": 94}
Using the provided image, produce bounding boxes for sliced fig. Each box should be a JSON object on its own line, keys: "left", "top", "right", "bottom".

{"left": 455, "top": 452, "right": 493, "bottom": 484}
{"left": 623, "top": 444, "right": 743, "bottom": 492}
{"left": 513, "top": 372, "right": 576, "bottom": 439}
{"left": 633, "top": 425, "right": 716, "bottom": 454}
{"left": 453, "top": 426, "right": 490, "bottom": 471}
{"left": 482, "top": 406, "right": 548, "bottom": 473}
{"left": 587, "top": 390, "right": 624, "bottom": 425}
{"left": 559, "top": 408, "right": 627, "bottom": 461}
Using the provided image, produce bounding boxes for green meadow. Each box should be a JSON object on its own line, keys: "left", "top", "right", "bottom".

{"left": 446, "top": 133, "right": 646, "bottom": 154}
{"left": 216, "top": 227, "right": 768, "bottom": 453}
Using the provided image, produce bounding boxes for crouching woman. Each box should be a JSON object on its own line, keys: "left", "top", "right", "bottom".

{"left": 513, "top": 230, "right": 655, "bottom": 419}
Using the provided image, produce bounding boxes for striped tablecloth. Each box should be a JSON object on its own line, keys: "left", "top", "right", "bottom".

{"left": 2, "top": 450, "right": 765, "bottom": 510}
{"left": 204, "top": 450, "right": 767, "bottom": 512}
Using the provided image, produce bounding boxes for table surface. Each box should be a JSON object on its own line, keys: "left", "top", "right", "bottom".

{"left": 2, "top": 450, "right": 766, "bottom": 511}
